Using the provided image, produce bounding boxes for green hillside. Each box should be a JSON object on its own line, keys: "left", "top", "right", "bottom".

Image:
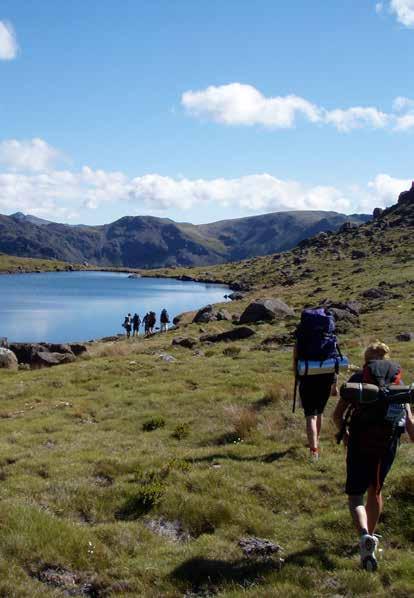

{"left": 0, "top": 193, "right": 412, "bottom": 596}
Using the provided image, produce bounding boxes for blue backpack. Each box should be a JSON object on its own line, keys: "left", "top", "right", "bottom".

{"left": 296, "top": 308, "right": 340, "bottom": 364}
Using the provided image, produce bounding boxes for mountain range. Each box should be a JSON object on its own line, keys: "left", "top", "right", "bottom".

{"left": 0, "top": 210, "right": 370, "bottom": 268}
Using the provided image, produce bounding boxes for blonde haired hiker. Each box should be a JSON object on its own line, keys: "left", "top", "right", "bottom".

{"left": 333, "top": 340, "right": 414, "bottom": 571}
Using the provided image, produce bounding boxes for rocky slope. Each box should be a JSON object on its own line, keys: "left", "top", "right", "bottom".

{"left": 0, "top": 209, "right": 369, "bottom": 268}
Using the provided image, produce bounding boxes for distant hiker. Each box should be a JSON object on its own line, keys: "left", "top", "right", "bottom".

{"left": 122, "top": 313, "right": 132, "bottom": 338}
{"left": 148, "top": 311, "right": 156, "bottom": 334}
{"left": 142, "top": 313, "right": 150, "bottom": 336}
{"left": 132, "top": 313, "right": 141, "bottom": 336}
{"left": 333, "top": 341, "right": 414, "bottom": 571}
{"left": 293, "top": 307, "right": 346, "bottom": 460}
{"left": 160, "top": 308, "right": 170, "bottom": 332}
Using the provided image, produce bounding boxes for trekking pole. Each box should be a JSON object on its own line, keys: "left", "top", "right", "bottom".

{"left": 292, "top": 374, "right": 298, "bottom": 413}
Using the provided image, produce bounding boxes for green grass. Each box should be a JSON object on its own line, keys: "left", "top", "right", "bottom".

{"left": 0, "top": 253, "right": 79, "bottom": 274}
{"left": 0, "top": 216, "right": 413, "bottom": 596}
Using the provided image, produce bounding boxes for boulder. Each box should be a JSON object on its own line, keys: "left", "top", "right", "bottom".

{"left": 351, "top": 250, "right": 367, "bottom": 260}
{"left": 31, "top": 351, "right": 76, "bottom": 369}
{"left": 239, "top": 298, "right": 294, "bottom": 324}
{"left": 41, "top": 343, "right": 74, "bottom": 355}
{"left": 193, "top": 305, "right": 217, "bottom": 324}
{"left": 9, "top": 343, "right": 44, "bottom": 364}
{"left": 396, "top": 332, "right": 414, "bottom": 342}
{"left": 361, "top": 287, "right": 389, "bottom": 299}
{"left": 228, "top": 291, "right": 245, "bottom": 301}
{"left": 373, "top": 207, "right": 383, "bottom": 219}
{"left": 216, "top": 309, "right": 232, "bottom": 321}
{"left": 173, "top": 313, "right": 185, "bottom": 326}
{"left": 0, "top": 348, "right": 18, "bottom": 370}
{"left": 200, "top": 326, "right": 255, "bottom": 343}
{"left": 172, "top": 337, "right": 198, "bottom": 349}
{"left": 69, "top": 343, "right": 88, "bottom": 356}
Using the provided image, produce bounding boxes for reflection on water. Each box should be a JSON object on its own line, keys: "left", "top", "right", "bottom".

{"left": 0, "top": 271, "right": 229, "bottom": 343}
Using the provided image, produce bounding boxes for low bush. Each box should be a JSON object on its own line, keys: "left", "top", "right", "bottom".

{"left": 142, "top": 416, "right": 166, "bottom": 431}
{"left": 172, "top": 423, "right": 190, "bottom": 440}
{"left": 225, "top": 405, "right": 258, "bottom": 439}
{"left": 223, "top": 346, "right": 241, "bottom": 357}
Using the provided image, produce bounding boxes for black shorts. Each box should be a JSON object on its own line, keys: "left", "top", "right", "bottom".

{"left": 299, "top": 373, "right": 334, "bottom": 417}
{"left": 345, "top": 431, "right": 399, "bottom": 496}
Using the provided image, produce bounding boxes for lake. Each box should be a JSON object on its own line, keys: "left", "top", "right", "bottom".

{"left": 0, "top": 271, "right": 229, "bottom": 343}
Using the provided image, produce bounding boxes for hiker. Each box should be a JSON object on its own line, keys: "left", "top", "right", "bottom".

{"left": 333, "top": 341, "right": 414, "bottom": 571}
{"left": 122, "top": 313, "right": 132, "bottom": 338}
{"left": 132, "top": 313, "right": 141, "bottom": 336}
{"left": 160, "top": 308, "right": 170, "bottom": 332}
{"left": 148, "top": 311, "right": 156, "bottom": 334}
{"left": 293, "top": 307, "right": 344, "bottom": 460}
{"left": 142, "top": 313, "right": 150, "bottom": 336}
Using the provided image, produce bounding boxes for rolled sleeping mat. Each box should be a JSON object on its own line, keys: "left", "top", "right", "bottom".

{"left": 297, "top": 356, "right": 349, "bottom": 377}
{"left": 340, "top": 382, "right": 414, "bottom": 404}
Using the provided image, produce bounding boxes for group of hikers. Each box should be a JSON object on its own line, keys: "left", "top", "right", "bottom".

{"left": 122, "top": 308, "right": 170, "bottom": 338}
{"left": 293, "top": 306, "right": 414, "bottom": 572}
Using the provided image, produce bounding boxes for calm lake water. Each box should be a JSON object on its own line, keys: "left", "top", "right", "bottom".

{"left": 0, "top": 271, "right": 229, "bottom": 343}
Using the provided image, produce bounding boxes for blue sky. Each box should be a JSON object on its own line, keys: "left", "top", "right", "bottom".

{"left": 0, "top": 0, "right": 413, "bottom": 224}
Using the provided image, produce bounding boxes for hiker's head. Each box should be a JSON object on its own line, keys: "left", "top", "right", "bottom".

{"left": 364, "top": 341, "right": 390, "bottom": 362}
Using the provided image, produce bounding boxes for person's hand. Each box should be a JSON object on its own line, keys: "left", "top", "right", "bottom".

{"left": 331, "top": 383, "right": 339, "bottom": 397}
{"left": 343, "top": 430, "right": 349, "bottom": 447}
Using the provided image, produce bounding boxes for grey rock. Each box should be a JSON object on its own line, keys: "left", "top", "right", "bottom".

{"left": 228, "top": 291, "right": 245, "bottom": 301}
{"left": 239, "top": 298, "right": 294, "bottom": 324}
{"left": 396, "top": 332, "right": 414, "bottom": 342}
{"left": 238, "top": 537, "right": 282, "bottom": 559}
{"left": 0, "top": 348, "right": 18, "bottom": 370}
{"left": 216, "top": 309, "right": 232, "bottom": 321}
{"left": 351, "top": 250, "right": 367, "bottom": 260}
{"left": 172, "top": 336, "right": 198, "bottom": 349}
{"left": 193, "top": 305, "right": 217, "bottom": 324}
{"left": 200, "top": 326, "right": 255, "bottom": 343}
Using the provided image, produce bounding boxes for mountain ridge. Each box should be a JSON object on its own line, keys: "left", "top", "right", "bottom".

{"left": 0, "top": 209, "right": 370, "bottom": 268}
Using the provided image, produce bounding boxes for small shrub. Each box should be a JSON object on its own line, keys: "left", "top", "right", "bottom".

{"left": 142, "top": 416, "right": 166, "bottom": 432}
{"left": 225, "top": 405, "right": 258, "bottom": 439}
{"left": 223, "top": 346, "right": 241, "bottom": 358}
{"left": 117, "top": 482, "right": 165, "bottom": 519}
{"left": 172, "top": 423, "right": 190, "bottom": 440}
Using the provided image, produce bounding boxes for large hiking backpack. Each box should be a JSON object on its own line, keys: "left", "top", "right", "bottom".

{"left": 349, "top": 360, "right": 404, "bottom": 456}
{"left": 296, "top": 308, "right": 340, "bottom": 365}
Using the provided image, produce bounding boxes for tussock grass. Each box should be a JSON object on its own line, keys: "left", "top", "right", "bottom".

{"left": 0, "top": 220, "right": 413, "bottom": 595}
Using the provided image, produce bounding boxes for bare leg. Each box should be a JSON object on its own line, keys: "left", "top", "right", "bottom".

{"left": 306, "top": 415, "right": 319, "bottom": 450}
{"left": 366, "top": 486, "right": 382, "bottom": 534}
{"left": 349, "top": 494, "right": 368, "bottom": 534}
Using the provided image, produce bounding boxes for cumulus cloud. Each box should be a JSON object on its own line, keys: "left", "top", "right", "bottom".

{"left": 0, "top": 138, "right": 410, "bottom": 220}
{"left": 389, "top": 0, "right": 414, "bottom": 27}
{"left": 182, "top": 83, "right": 321, "bottom": 128}
{"left": 0, "top": 21, "right": 18, "bottom": 60}
{"left": 182, "top": 83, "right": 414, "bottom": 132}
{"left": 0, "top": 139, "right": 61, "bottom": 172}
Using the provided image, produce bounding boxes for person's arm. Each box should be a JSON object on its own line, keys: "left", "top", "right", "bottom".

{"left": 405, "top": 404, "right": 414, "bottom": 442}
{"left": 333, "top": 398, "right": 349, "bottom": 431}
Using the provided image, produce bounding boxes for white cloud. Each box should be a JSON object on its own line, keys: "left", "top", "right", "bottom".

{"left": 390, "top": 0, "right": 414, "bottom": 27}
{"left": 324, "top": 107, "right": 389, "bottom": 132}
{"left": 0, "top": 139, "right": 61, "bottom": 172}
{"left": 0, "top": 138, "right": 410, "bottom": 220}
{"left": 182, "top": 83, "right": 321, "bottom": 128}
{"left": 376, "top": 2, "right": 384, "bottom": 13}
{"left": 0, "top": 21, "right": 18, "bottom": 60}
{"left": 182, "top": 83, "right": 414, "bottom": 132}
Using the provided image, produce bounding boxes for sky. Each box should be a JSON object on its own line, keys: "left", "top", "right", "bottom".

{"left": 0, "top": 0, "right": 413, "bottom": 225}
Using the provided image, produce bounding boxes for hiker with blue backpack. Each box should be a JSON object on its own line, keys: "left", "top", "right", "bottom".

{"left": 333, "top": 341, "right": 414, "bottom": 571}
{"left": 293, "top": 307, "right": 348, "bottom": 461}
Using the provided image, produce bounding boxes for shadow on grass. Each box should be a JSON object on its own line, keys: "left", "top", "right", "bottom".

{"left": 186, "top": 448, "right": 294, "bottom": 465}
{"left": 285, "top": 546, "right": 336, "bottom": 570}
{"left": 170, "top": 556, "right": 278, "bottom": 589}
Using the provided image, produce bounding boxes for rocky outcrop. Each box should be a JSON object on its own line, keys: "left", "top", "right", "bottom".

{"left": 193, "top": 305, "right": 218, "bottom": 324}
{"left": 0, "top": 347, "right": 18, "bottom": 370}
{"left": 239, "top": 298, "right": 294, "bottom": 324}
{"left": 200, "top": 326, "right": 255, "bottom": 343}
{"left": 396, "top": 332, "right": 414, "bottom": 342}
{"left": 172, "top": 337, "right": 198, "bottom": 349}
{"left": 8, "top": 342, "right": 82, "bottom": 369}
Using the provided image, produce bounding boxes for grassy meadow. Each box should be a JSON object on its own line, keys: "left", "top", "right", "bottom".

{"left": 0, "top": 212, "right": 414, "bottom": 596}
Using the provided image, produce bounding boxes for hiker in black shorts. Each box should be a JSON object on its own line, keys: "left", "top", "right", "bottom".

{"left": 294, "top": 307, "right": 341, "bottom": 460}
{"left": 132, "top": 313, "right": 141, "bottom": 336}
{"left": 333, "top": 341, "right": 414, "bottom": 571}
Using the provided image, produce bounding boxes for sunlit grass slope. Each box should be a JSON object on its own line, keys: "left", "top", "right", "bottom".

{"left": 0, "top": 201, "right": 413, "bottom": 596}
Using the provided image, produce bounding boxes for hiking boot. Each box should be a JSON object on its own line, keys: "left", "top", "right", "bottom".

{"left": 360, "top": 533, "right": 379, "bottom": 571}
